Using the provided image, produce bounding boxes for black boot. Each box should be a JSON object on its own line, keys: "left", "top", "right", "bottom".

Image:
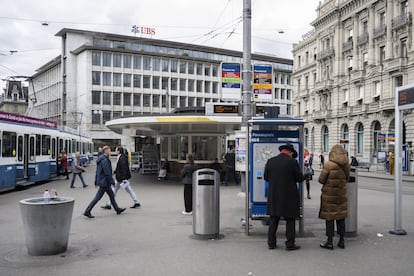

{"left": 338, "top": 237, "right": 345, "bottom": 249}
{"left": 320, "top": 237, "right": 334, "bottom": 250}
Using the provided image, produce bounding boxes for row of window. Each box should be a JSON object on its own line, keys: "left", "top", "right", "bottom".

{"left": 92, "top": 51, "right": 219, "bottom": 76}
{"left": 274, "top": 88, "right": 292, "bottom": 100}
{"left": 91, "top": 72, "right": 219, "bottom": 93}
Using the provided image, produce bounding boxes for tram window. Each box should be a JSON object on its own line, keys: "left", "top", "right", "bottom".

{"left": 42, "top": 135, "right": 51, "bottom": 155}
{"left": 51, "top": 138, "right": 56, "bottom": 158}
{"left": 18, "top": 136, "right": 23, "bottom": 161}
{"left": 65, "top": 140, "right": 70, "bottom": 153}
{"left": 29, "top": 136, "right": 35, "bottom": 161}
{"left": 2, "top": 131, "right": 17, "bottom": 157}
{"left": 59, "top": 139, "right": 64, "bottom": 153}
{"left": 72, "top": 140, "right": 76, "bottom": 152}
{"left": 36, "top": 134, "right": 41, "bottom": 156}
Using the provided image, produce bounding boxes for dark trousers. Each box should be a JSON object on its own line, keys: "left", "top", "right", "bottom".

{"left": 224, "top": 166, "right": 239, "bottom": 185}
{"left": 305, "top": 177, "right": 310, "bottom": 195}
{"left": 268, "top": 216, "right": 296, "bottom": 248}
{"left": 184, "top": 184, "right": 192, "bottom": 212}
{"left": 85, "top": 186, "right": 121, "bottom": 213}
{"left": 325, "top": 219, "right": 345, "bottom": 239}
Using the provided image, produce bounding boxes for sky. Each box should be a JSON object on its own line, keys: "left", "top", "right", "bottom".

{"left": 0, "top": 0, "right": 321, "bottom": 92}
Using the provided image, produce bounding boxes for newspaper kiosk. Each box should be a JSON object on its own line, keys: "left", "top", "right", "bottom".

{"left": 245, "top": 118, "right": 305, "bottom": 235}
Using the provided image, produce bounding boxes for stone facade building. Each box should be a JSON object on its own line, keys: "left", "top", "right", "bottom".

{"left": 293, "top": 0, "right": 414, "bottom": 164}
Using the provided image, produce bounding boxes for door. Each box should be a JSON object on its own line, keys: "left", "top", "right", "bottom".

{"left": 27, "top": 134, "right": 36, "bottom": 177}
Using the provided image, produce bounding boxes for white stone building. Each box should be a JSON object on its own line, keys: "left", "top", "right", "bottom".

{"left": 29, "top": 28, "right": 293, "bottom": 151}
{"left": 293, "top": 0, "right": 414, "bottom": 164}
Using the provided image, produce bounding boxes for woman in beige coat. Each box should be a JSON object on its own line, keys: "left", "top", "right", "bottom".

{"left": 318, "top": 145, "right": 350, "bottom": 250}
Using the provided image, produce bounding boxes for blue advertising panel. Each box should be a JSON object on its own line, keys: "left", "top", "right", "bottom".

{"left": 221, "top": 63, "right": 241, "bottom": 100}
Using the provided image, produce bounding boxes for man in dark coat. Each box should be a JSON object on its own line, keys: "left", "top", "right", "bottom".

{"left": 84, "top": 146, "right": 126, "bottom": 218}
{"left": 264, "top": 144, "right": 303, "bottom": 251}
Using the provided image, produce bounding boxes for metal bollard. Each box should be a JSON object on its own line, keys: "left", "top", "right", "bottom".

{"left": 345, "top": 167, "right": 358, "bottom": 236}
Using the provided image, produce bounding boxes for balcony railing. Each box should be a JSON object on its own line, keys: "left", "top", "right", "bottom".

{"left": 316, "top": 48, "right": 335, "bottom": 60}
{"left": 385, "top": 57, "right": 407, "bottom": 72}
{"left": 350, "top": 70, "right": 365, "bottom": 83}
{"left": 357, "top": 32, "right": 369, "bottom": 46}
{"left": 342, "top": 40, "right": 353, "bottom": 52}
{"left": 392, "top": 12, "right": 412, "bottom": 30}
{"left": 315, "top": 79, "right": 334, "bottom": 91}
{"left": 373, "top": 24, "right": 386, "bottom": 38}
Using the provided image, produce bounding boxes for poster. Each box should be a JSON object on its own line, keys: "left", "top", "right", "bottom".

{"left": 221, "top": 63, "right": 241, "bottom": 100}
{"left": 253, "top": 64, "right": 272, "bottom": 101}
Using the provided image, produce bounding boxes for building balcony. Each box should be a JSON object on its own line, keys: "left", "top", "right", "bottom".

{"left": 350, "top": 70, "right": 365, "bottom": 83}
{"left": 357, "top": 32, "right": 369, "bottom": 46}
{"left": 317, "top": 48, "right": 335, "bottom": 60}
{"left": 385, "top": 57, "right": 407, "bottom": 72}
{"left": 379, "top": 98, "right": 394, "bottom": 111}
{"left": 315, "top": 79, "right": 334, "bottom": 91}
{"left": 392, "top": 12, "right": 412, "bottom": 30}
{"left": 312, "top": 110, "right": 332, "bottom": 122}
{"left": 373, "top": 24, "right": 386, "bottom": 39}
{"left": 342, "top": 40, "right": 353, "bottom": 52}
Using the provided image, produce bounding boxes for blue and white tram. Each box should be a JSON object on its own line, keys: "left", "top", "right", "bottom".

{"left": 0, "top": 112, "right": 93, "bottom": 192}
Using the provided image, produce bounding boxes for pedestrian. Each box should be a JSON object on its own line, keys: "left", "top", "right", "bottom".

{"left": 223, "top": 145, "right": 238, "bottom": 186}
{"left": 101, "top": 146, "right": 141, "bottom": 210}
{"left": 84, "top": 146, "right": 126, "bottom": 218}
{"left": 304, "top": 159, "right": 312, "bottom": 199}
{"left": 61, "top": 150, "right": 69, "bottom": 180}
{"left": 319, "top": 151, "right": 325, "bottom": 169}
{"left": 318, "top": 144, "right": 350, "bottom": 250}
{"left": 264, "top": 144, "right": 303, "bottom": 251}
{"left": 180, "top": 153, "right": 198, "bottom": 215}
{"left": 97, "top": 147, "right": 103, "bottom": 157}
{"left": 210, "top": 158, "right": 224, "bottom": 182}
{"left": 70, "top": 152, "right": 88, "bottom": 188}
{"left": 158, "top": 158, "right": 170, "bottom": 180}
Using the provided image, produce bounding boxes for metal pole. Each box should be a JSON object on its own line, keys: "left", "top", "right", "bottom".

{"left": 242, "top": 0, "right": 252, "bottom": 236}
{"left": 390, "top": 99, "right": 407, "bottom": 235}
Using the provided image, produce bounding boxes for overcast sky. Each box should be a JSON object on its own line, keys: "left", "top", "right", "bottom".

{"left": 0, "top": 0, "right": 321, "bottom": 91}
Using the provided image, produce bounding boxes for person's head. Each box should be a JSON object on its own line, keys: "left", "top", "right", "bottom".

{"left": 61, "top": 150, "right": 66, "bottom": 154}
{"left": 279, "top": 144, "right": 298, "bottom": 159}
{"left": 98, "top": 147, "right": 103, "bottom": 153}
{"left": 186, "top": 153, "right": 195, "bottom": 165}
{"left": 116, "top": 146, "right": 124, "bottom": 155}
{"left": 102, "top": 146, "right": 111, "bottom": 156}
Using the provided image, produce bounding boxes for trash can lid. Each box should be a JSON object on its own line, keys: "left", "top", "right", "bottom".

{"left": 19, "top": 197, "right": 75, "bottom": 205}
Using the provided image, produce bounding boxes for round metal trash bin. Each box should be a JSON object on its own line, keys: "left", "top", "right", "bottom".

{"left": 193, "top": 169, "right": 220, "bottom": 239}
{"left": 19, "top": 197, "right": 74, "bottom": 256}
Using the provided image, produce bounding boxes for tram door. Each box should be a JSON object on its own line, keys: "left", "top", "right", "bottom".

{"left": 17, "top": 134, "right": 34, "bottom": 179}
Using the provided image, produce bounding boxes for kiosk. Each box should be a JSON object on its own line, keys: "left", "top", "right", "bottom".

{"left": 245, "top": 118, "right": 305, "bottom": 235}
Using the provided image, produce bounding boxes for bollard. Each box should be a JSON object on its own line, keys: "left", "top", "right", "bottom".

{"left": 345, "top": 167, "right": 358, "bottom": 236}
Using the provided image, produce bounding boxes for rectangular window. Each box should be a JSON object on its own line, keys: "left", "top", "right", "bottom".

{"left": 171, "top": 78, "right": 178, "bottom": 90}
{"left": 143, "top": 56, "right": 151, "bottom": 70}
{"left": 92, "top": 71, "right": 101, "bottom": 85}
{"left": 197, "top": 98, "right": 203, "bottom": 107}
{"left": 171, "top": 60, "right": 178, "bottom": 73}
{"left": 92, "top": 51, "right": 101, "bottom": 66}
{"left": 180, "top": 79, "right": 186, "bottom": 91}
{"left": 102, "top": 91, "right": 111, "bottom": 105}
{"left": 133, "top": 56, "right": 141, "bottom": 69}
{"left": 123, "top": 73, "right": 132, "bottom": 87}
{"left": 103, "top": 72, "right": 111, "bottom": 86}
{"left": 179, "top": 61, "right": 187, "bottom": 73}
{"left": 204, "top": 65, "right": 210, "bottom": 76}
{"left": 35, "top": 134, "right": 41, "bottom": 156}
{"left": 102, "top": 111, "right": 111, "bottom": 123}
{"left": 196, "top": 63, "right": 203, "bottom": 75}
{"left": 2, "top": 131, "right": 16, "bottom": 157}
{"left": 401, "top": 39, "right": 407, "bottom": 58}
{"left": 281, "top": 89, "right": 285, "bottom": 100}
{"left": 180, "top": 96, "right": 186, "bottom": 107}
{"left": 162, "top": 95, "right": 166, "bottom": 107}
{"left": 162, "top": 59, "right": 169, "bottom": 72}
{"left": 113, "top": 93, "right": 121, "bottom": 105}
{"left": 153, "top": 76, "right": 160, "bottom": 89}
{"left": 274, "top": 88, "right": 279, "bottom": 99}
{"left": 113, "top": 73, "right": 122, "bottom": 86}
{"left": 191, "top": 136, "right": 218, "bottom": 160}
{"left": 188, "top": 62, "right": 195, "bottom": 74}
{"left": 212, "top": 82, "right": 218, "bottom": 94}
{"left": 162, "top": 77, "right": 169, "bottom": 90}
{"left": 133, "top": 74, "right": 141, "bottom": 88}
{"left": 171, "top": 96, "right": 178, "bottom": 108}
{"left": 143, "top": 95, "right": 150, "bottom": 107}
{"left": 205, "top": 81, "right": 211, "bottom": 93}
{"left": 379, "top": 46, "right": 386, "bottom": 64}
{"left": 286, "top": 90, "right": 291, "bottom": 100}
{"left": 274, "top": 74, "right": 279, "bottom": 83}
{"left": 188, "top": 97, "right": 195, "bottom": 107}
{"left": 188, "top": 79, "right": 194, "bottom": 92}
{"left": 153, "top": 58, "right": 160, "bottom": 71}
{"left": 123, "top": 55, "right": 131, "bottom": 68}
{"left": 113, "top": 111, "right": 122, "bottom": 119}
{"left": 212, "top": 65, "right": 218, "bottom": 77}
{"left": 103, "top": 53, "right": 112, "bottom": 67}
{"left": 196, "top": 80, "right": 202, "bottom": 92}
{"left": 113, "top": 54, "right": 122, "bottom": 67}
{"left": 92, "top": 111, "right": 100, "bottom": 124}
{"left": 124, "top": 93, "right": 131, "bottom": 106}
{"left": 133, "top": 94, "right": 141, "bottom": 106}
{"left": 153, "top": 95, "right": 160, "bottom": 107}
{"left": 92, "top": 91, "right": 101, "bottom": 104}
{"left": 143, "top": 76, "right": 151, "bottom": 88}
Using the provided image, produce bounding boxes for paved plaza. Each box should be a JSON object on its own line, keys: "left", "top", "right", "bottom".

{"left": 0, "top": 162, "right": 413, "bottom": 276}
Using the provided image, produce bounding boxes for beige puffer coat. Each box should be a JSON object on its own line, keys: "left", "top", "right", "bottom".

{"left": 318, "top": 145, "right": 350, "bottom": 220}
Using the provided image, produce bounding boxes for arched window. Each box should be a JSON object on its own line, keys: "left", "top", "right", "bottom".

{"left": 341, "top": 124, "right": 349, "bottom": 152}
{"left": 356, "top": 123, "right": 364, "bottom": 155}
{"left": 304, "top": 128, "right": 309, "bottom": 148}
{"left": 372, "top": 121, "right": 381, "bottom": 153}
{"left": 322, "top": 126, "right": 329, "bottom": 153}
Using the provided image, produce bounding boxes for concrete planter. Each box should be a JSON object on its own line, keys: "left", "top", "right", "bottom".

{"left": 19, "top": 197, "right": 75, "bottom": 256}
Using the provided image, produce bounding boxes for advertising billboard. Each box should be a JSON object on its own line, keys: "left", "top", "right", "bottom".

{"left": 253, "top": 64, "right": 272, "bottom": 101}
{"left": 221, "top": 63, "right": 241, "bottom": 100}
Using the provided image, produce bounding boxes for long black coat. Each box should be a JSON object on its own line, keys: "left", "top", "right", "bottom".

{"left": 264, "top": 153, "right": 303, "bottom": 218}
{"left": 114, "top": 154, "right": 131, "bottom": 182}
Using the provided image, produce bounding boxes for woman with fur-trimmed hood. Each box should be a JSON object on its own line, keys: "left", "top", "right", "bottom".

{"left": 318, "top": 144, "right": 350, "bottom": 250}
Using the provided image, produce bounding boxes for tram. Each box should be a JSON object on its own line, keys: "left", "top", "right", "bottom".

{"left": 0, "top": 111, "right": 93, "bottom": 192}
